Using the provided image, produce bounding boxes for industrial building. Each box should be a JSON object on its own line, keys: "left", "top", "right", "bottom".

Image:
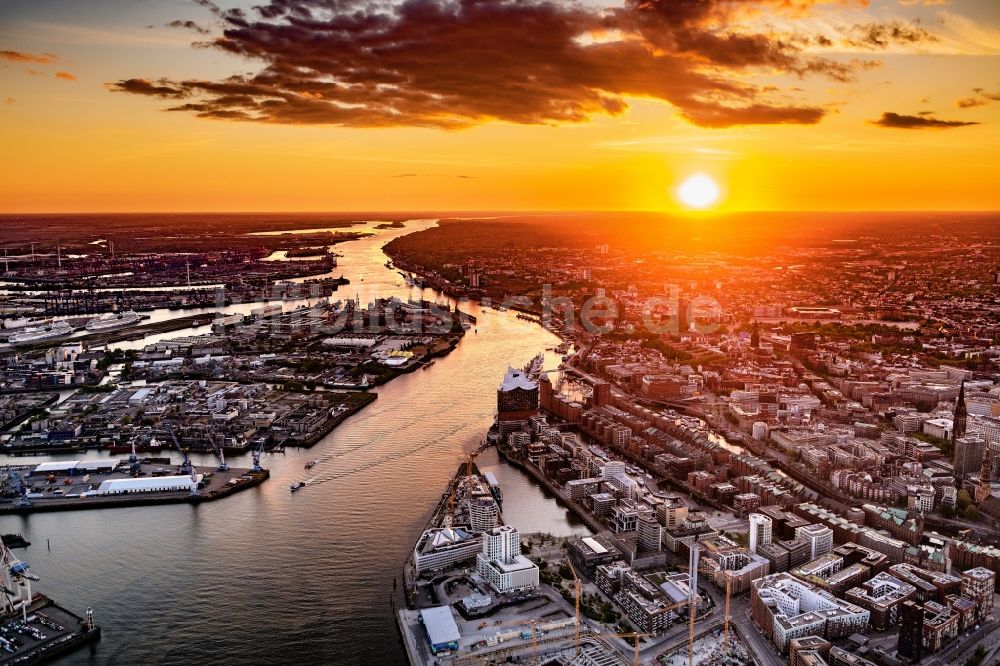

{"left": 419, "top": 606, "right": 461, "bottom": 655}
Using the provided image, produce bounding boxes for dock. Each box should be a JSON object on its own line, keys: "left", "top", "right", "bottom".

{"left": 0, "top": 460, "right": 268, "bottom": 514}
{"left": 0, "top": 595, "right": 101, "bottom": 665}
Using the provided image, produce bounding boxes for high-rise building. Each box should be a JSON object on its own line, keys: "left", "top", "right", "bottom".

{"left": 476, "top": 525, "right": 539, "bottom": 593}
{"left": 897, "top": 600, "right": 924, "bottom": 662}
{"left": 750, "top": 322, "right": 760, "bottom": 349}
{"left": 960, "top": 567, "right": 996, "bottom": 621}
{"left": 468, "top": 498, "right": 500, "bottom": 532}
{"left": 953, "top": 433, "right": 985, "bottom": 481}
{"left": 749, "top": 513, "right": 773, "bottom": 554}
{"left": 796, "top": 524, "right": 834, "bottom": 560}
{"left": 593, "top": 381, "right": 611, "bottom": 407}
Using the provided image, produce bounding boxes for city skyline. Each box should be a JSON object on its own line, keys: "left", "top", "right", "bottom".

{"left": 2, "top": 0, "right": 999, "bottom": 212}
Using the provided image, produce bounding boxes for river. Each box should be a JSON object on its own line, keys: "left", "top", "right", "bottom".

{"left": 1, "top": 219, "right": 590, "bottom": 666}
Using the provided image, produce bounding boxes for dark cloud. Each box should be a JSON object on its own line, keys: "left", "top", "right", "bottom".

{"left": 956, "top": 88, "right": 1000, "bottom": 109}
{"left": 108, "top": 0, "right": 904, "bottom": 129}
{"left": 107, "top": 78, "right": 189, "bottom": 98}
{"left": 457, "top": 175, "right": 476, "bottom": 179}
{"left": 392, "top": 173, "right": 419, "bottom": 178}
{"left": 871, "top": 112, "right": 979, "bottom": 129}
{"left": 165, "top": 20, "right": 212, "bottom": 35}
{"left": 0, "top": 50, "right": 57, "bottom": 64}
{"left": 843, "top": 21, "right": 937, "bottom": 49}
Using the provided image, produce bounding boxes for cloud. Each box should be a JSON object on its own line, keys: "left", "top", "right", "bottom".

{"left": 107, "top": 0, "right": 895, "bottom": 129}
{"left": 107, "top": 78, "right": 189, "bottom": 98}
{"left": 842, "top": 21, "right": 938, "bottom": 49}
{"left": 457, "top": 175, "right": 477, "bottom": 179}
{"left": 165, "top": 20, "right": 211, "bottom": 35}
{"left": 55, "top": 71, "right": 76, "bottom": 81}
{"left": 4, "top": 97, "right": 14, "bottom": 105}
{"left": 0, "top": 50, "right": 57, "bottom": 64}
{"left": 24, "top": 69, "right": 46, "bottom": 77}
{"left": 956, "top": 88, "right": 1000, "bottom": 109}
{"left": 392, "top": 173, "right": 419, "bottom": 178}
{"left": 871, "top": 112, "right": 979, "bottom": 129}
{"left": 898, "top": 0, "right": 949, "bottom": 5}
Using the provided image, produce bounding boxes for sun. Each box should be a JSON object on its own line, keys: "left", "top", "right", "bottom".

{"left": 676, "top": 174, "right": 721, "bottom": 210}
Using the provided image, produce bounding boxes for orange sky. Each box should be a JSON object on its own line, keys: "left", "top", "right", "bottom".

{"left": 1, "top": 0, "right": 999, "bottom": 213}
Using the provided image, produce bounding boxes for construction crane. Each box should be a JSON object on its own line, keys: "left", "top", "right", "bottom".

{"left": 566, "top": 560, "right": 582, "bottom": 655}
{"left": 464, "top": 451, "right": 477, "bottom": 477}
{"left": 0, "top": 534, "right": 38, "bottom": 621}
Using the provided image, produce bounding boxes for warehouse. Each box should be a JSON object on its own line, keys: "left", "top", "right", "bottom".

{"left": 86, "top": 474, "right": 204, "bottom": 496}
{"left": 31, "top": 460, "right": 120, "bottom": 476}
{"left": 419, "top": 606, "right": 460, "bottom": 655}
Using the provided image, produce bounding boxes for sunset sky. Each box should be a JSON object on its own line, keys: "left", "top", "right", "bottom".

{"left": 1, "top": 0, "right": 999, "bottom": 213}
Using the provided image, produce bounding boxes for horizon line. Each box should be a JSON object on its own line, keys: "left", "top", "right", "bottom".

{"left": 1, "top": 208, "right": 999, "bottom": 216}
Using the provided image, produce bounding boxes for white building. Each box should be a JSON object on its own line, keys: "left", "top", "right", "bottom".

{"left": 749, "top": 513, "right": 773, "bottom": 554}
{"left": 477, "top": 526, "right": 539, "bottom": 594}
{"left": 86, "top": 474, "right": 203, "bottom": 495}
{"left": 795, "top": 524, "right": 834, "bottom": 560}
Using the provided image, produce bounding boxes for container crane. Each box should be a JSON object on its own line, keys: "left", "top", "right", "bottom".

{"left": 1, "top": 535, "right": 38, "bottom": 621}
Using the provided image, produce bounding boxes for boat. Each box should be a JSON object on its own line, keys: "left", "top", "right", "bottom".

{"left": 290, "top": 481, "right": 306, "bottom": 492}
{"left": 8, "top": 320, "right": 74, "bottom": 345}
{"left": 304, "top": 460, "right": 318, "bottom": 470}
{"left": 85, "top": 310, "right": 141, "bottom": 332}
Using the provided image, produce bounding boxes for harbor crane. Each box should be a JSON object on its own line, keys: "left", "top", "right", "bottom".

{"left": 6, "top": 470, "right": 30, "bottom": 507}
{"left": 166, "top": 427, "right": 200, "bottom": 496}
{"left": 1, "top": 535, "right": 38, "bottom": 622}
{"left": 251, "top": 438, "right": 265, "bottom": 473}
{"left": 208, "top": 433, "right": 229, "bottom": 472}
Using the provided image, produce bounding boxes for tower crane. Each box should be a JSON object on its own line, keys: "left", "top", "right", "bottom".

{"left": 566, "top": 560, "right": 582, "bottom": 656}
{"left": 0, "top": 535, "right": 38, "bottom": 621}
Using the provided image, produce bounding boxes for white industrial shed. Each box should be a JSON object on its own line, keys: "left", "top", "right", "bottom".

{"left": 86, "top": 474, "right": 204, "bottom": 496}
{"left": 31, "top": 460, "right": 121, "bottom": 476}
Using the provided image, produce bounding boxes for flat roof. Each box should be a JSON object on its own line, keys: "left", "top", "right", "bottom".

{"left": 582, "top": 536, "right": 608, "bottom": 555}
{"left": 420, "top": 606, "right": 460, "bottom": 646}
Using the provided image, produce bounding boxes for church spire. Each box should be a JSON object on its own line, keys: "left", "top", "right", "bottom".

{"left": 952, "top": 380, "right": 967, "bottom": 446}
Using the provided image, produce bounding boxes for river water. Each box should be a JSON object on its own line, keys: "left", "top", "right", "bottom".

{"left": 1, "top": 220, "right": 590, "bottom": 665}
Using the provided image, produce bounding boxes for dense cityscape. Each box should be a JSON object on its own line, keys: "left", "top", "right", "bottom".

{"left": 0, "top": 212, "right": 996, "bottom": 666}
{"left": 2, "top": 0, "right": 999, "bottom": 663}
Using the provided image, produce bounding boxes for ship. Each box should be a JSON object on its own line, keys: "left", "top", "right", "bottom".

{"left": 8, "top": 320, "right": 74, "bottom": 345}
{"left": 290, "top": 481, "right": 306, "bottom": 492}
{"left": 304, "top": 460, "right": 318, "bottom": 470}
{"left": 85, "top": 310, "right": 141, "bottom": 332}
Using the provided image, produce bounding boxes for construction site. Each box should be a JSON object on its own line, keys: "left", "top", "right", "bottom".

{"left": 397, "top": 451, "right": 753, "bottom": 666}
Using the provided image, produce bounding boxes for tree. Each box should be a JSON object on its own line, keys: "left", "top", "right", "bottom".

{"left": 962, "top": 505, "right": 980, "bottom": 522}
{"left": 965, "top": 644, "right": 987, "bottom": 666}
{"left": 957, "top": 490, "right": 973, "bottom": 511}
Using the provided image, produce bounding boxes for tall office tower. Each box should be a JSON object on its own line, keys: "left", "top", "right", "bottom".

{"left": 897, "top": 600, "right": 924, "bottom": 662}
{"left": 750, "top": 321, "right": 760, "bottom": 349}
{"left": 954, "top": 433, "right": 986, "bottom": 481}
{"left": 749, "top": 513, "right": 773, "bottom": 554}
